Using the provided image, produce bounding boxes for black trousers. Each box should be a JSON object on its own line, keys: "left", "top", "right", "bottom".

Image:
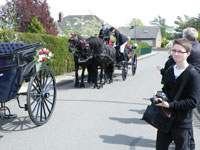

{"left": 189, "top": 127, "right": 195, "bottom": 150}
{"left": 156, "top": 127, "right": 191, "bottom": 150}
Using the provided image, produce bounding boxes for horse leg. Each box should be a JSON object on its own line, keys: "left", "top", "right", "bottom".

{"left": 99, "top": 65, "right": 104, "bottom": 89}
{"left": 80, "top": 66, "right": 85, "bottom": 88}
{"left": 87, "top": 64, "right": 92, "bottom": 83}
{"left": 109, "top": 64, "right": 114, "bottom": 83}
{"left": 92, "top": 65, "right": 98, "bottom": 88}
{"left": 74, "top": 63, "right": 80, "bottom": 88}
{"left": 104, "top": 65, "right": 108, "bottom": 84}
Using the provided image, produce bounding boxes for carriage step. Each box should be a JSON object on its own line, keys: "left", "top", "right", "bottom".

{"left": 0, "top": 114, "right": 17, "bottom": 120}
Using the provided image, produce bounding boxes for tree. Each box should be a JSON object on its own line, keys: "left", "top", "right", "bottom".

{"left": 64, "top": 16, "right": 102, "bottom": 38}
{"left": 173, "top": 15, "right": 200, "bottom": 38}
{"left": 27, "top": 17, "right": 46, "bottom": 34}
{"left": 174, "top": 15, "right": 195, "bottom": 33}
{"left": 63, "top": 20, "right": 77, "bottom": 37}
{"left": 0, "top": 0, "right": 58, "bottom": 35}
{"left": 0, "top": 0, "right": 16, "bottom": 30}
{"left": 150, "top": 15, "right": 168, "bottom": 37}
{"left": 195, "top": 14, "right": 200, "bottom": 31}
{"left": 129, "top": 18, "right": 144, "bottom": 27}
{"left": 79, "top": 16, "right": 101, "bottom": 37}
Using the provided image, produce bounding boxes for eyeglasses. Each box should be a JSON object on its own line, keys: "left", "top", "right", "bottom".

{"left": 171, "top": 49, "right": 188, "bottom": 54}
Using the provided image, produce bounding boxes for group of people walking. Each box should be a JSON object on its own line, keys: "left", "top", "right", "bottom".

{"left": 156, "top": 27, "right": 200, "bottom": 150}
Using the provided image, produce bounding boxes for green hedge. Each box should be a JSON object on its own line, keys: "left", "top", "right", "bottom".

{"left": 127, "top": 40, "right": 150, "bottom": 56}
{"left": 0, "top": 30, "right": 74, "bottom": 75}
{"left": 0, "top": 30, "right": 151, "bottom": 76}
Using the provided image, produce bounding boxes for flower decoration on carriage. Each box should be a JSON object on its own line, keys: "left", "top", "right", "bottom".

{"left": 34, "top": 47, "right": 54, "bottom": 71}
{"left": 36, "top": 47, "right": 54, "bottom": 62}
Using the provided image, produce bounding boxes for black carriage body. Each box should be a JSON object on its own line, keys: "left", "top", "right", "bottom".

{"left": 0, "top": 43, "right": 41, "bottom": 102}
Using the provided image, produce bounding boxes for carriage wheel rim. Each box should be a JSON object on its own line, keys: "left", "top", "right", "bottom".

{"left": 27, "top": 66, "right": 56, "bottom": 126}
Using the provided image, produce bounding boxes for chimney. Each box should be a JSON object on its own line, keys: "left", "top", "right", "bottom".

{"left": 59, "top": 12, "right": 64, "bottom": 22}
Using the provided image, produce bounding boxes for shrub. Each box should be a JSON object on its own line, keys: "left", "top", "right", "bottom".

{"left": 161, "top": 37, "right": 167, "bottom": 48}
{"left": 27, "top": 17, "right": 46, "bottom": 34}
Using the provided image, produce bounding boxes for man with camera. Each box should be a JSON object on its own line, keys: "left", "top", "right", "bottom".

{"left": 153, "top": 38, "right": 200, "bottom": 150}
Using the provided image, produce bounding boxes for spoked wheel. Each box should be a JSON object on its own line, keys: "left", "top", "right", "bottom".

{"left": 131, "top": 54, "right": 137, "bottom": 76}
{"left": 122, "top": 61, "right": 128, "bottom": 81}
{"left": 27, "top": 66, "right": 57, "bottom": 126}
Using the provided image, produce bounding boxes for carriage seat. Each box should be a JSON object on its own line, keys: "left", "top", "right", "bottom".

{"left": 0, "top": 43, "right": 27, "bottom": 55}
{"left": 0, "top": 43, "right": 29, "bottom": 70}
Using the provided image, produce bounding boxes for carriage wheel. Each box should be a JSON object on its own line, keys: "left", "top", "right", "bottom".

{"left": 131, "top": 54, "right": 137, "bottom": 76}
{"left": 27, "top": 66, "right": 57, "bottom": 126}
{"left": 122, "top": 61, "right": 128, "bottom": 81}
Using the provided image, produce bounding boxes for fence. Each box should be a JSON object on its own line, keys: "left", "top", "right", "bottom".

{"left": 140, "top": 47, "right": 152, "bottom": 55}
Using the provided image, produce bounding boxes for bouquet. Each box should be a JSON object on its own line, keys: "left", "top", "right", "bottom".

{"left": 35, "top": 47, "right": 54, "bottom": 71}
{"left": 37, "top": 47, "right": 53, "bottom": 62}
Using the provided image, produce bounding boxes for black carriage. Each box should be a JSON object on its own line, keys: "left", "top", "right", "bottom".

{"left": 0, "top": 42, "right": 56, "bottom": 126}
{"left": 115, "top": 44, "right": 137, "bottom": 81}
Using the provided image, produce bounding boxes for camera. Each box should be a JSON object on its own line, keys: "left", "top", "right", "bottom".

{"left": 150, "top": 91, "right": 168, "bottom": 104}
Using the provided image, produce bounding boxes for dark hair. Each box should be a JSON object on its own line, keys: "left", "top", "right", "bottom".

{"left": 109, "top": 27, "right": 115, "bottom": 32}
{"left": 173, "top": 38, "right": 192, "bottom": 52}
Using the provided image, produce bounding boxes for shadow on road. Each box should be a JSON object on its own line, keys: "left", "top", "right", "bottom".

{"left": 56, "top": 98, "right": 147, "bottom": 106}
{"left": 0, "top": 116, "right": 36, "bottom": 132}
{"left": 109, "top": 117, "right": 146, "bottom": 125}
{"left": 99, "top": 134, "right": 175, "bottom": 149}
{"left": 129, "top": 109, "right": 145, "bottom": 115}
{"left": 57, "top": 72, "right": 130, "bottom": 91}
{"left": 99, "top": 134, "right": 155, "bottom": 148}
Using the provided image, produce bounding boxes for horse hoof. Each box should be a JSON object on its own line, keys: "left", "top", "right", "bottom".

{"left": 74, "top": 83, "right": 80, "bottom": 88}
{"left": 80, "top": 84, "right": 85, "bottom": 88}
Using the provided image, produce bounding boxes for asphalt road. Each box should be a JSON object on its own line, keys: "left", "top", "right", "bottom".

{"left": 0, "top": 51, "right": 200, "bottom": 150}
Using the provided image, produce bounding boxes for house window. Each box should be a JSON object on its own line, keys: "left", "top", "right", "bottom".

{"left": 141, "top": 40, "right": 153, "bottom": 46}
{"left": 144, "top": 30, "right": 148, "bottom": 33}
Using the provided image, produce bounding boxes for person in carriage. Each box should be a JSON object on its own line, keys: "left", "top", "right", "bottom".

{"left": 109, "top": 27, "right": 128, "bottom": 62}
{"left": 98, "top": 22, "right": 110, "bottom": 44}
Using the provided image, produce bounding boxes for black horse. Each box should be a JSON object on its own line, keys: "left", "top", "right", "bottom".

{"left": 68, "top": 33, "right": 93, "bottom": 88}
{"left": 87, "top": 37, "right": 116, "bottom": 88}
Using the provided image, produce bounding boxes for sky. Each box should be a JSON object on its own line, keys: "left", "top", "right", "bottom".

{"left": 1, "top": 0, "right": 200, "bottom": 27}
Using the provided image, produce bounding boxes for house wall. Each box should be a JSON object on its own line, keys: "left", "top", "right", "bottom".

{"left": 155, "top": 29, "right": 162, "bottom": 48}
